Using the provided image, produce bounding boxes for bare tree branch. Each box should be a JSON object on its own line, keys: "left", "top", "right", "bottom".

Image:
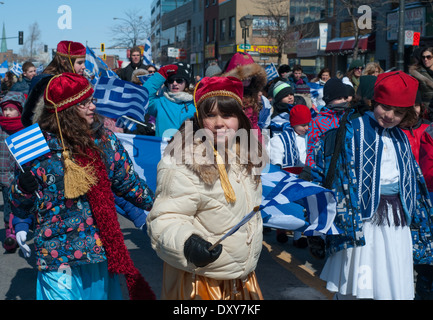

{"left": 110, "top": 9, "right": 150, "bottom": 48}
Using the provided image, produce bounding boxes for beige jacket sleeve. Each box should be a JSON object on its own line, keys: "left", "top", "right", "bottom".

{"left": 146, "top": 164, "right": 202, "bottom": 271}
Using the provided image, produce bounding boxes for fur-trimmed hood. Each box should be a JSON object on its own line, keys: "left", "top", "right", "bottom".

{"left": 222, "top": 62, "right": 267, "bottom": 97}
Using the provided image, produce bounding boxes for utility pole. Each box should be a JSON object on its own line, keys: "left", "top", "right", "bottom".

{"left": 397, "top": 0, "right": 405, "bottom": 71}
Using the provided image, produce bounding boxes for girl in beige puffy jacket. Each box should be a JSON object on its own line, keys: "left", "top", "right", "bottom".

{"left": 146, "top": 76, "right": 268, "bottom": 300}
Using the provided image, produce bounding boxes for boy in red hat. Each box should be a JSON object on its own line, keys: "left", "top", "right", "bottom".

{"left": 310, "top": 71, "right": 433, "bottom": 300}
{"left": 147, "top": 76, "right": 268, "bottom": 300}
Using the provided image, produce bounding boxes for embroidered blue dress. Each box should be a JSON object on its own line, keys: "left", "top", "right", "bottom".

{"left": 312, "top": 112, "right": 433, "bottom": 300}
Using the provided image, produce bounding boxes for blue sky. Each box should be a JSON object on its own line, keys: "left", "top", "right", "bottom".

{"left": 1, "top": 0, "right": 153, "bottom": 59}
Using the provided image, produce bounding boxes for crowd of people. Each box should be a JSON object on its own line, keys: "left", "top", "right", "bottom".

{"left": 1, "top": 39, "right": 433, "bottom": 301}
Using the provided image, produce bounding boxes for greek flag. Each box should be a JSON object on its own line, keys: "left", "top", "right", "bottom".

{"left": 261, "top": 164, "right": 340, "bottom": 236}
{"left": 93, "top": 76, "right": 149, "bottom": 123}
{"left": 5, "top": 123, "right": 50, "bottom": 167}
{"left": 143, "top": 37, "right": 152, "bottom": 65}
{"left": 11, "top": 62, "right": 23, "bottom": 77}
{"left": 85, "top": 46, "right": 119, "bottom": 85}
{"left": 116, "top": 133, "right": 167, "bottom": 191}
{"left": 265, "top": 63, "right": 278, "bottom": 82}
{"left": 116, "top": 115, "right": 138, "bottom": 132}
{"left": 0, "top": 60, "right": 7, "bottom": 78}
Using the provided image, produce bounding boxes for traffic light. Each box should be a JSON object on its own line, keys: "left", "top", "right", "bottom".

{"left": 18, "top": 31, "right": 23, "bottom": 45}
{"left": 100, "top": 43, "right": 105, "bottom": 52}
{"left": 102, "top": 54, "right": 107, "bottom": 60}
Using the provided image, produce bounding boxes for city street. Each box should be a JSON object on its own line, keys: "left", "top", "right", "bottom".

{"left": 0, "top": 192, "right": 330, "bottom": 301}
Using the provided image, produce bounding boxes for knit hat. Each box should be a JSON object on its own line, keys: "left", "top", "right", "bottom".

{"left": 348, "top": 59, "right": 364, "bottom": 71}
{"left": 44, "top": 73, "right": 94, "bottom": 113}
{"left": 323, "top": 78, "right": 348, "bottom": 104}
{"left": 278, "top": 64, "right": 291, "bottom": 75}
{"left": 167, "top": 62, "right": 192, "bottom": 86}
{"left": 373, "top": 71, "right": 418, "bottom": 107}
{"left": 272, "top": 80, "right": 294, "bottom": 104}
{"left": 357, "top": 75, "right": 377, "bottom": 100}
{"left": 225, "top": 52, "right": 255, "bottom": 73}
{"left": 0, "top": 91, "right": 26, "bottom": 114}
{"left": 290, "top": 104, "right": 311, "bottom": 126}
{"left": 44, "top": 73, "right": 97, "bottom": 199}
{"left": 205, "top": 62, "right": 222, "bottom": 77}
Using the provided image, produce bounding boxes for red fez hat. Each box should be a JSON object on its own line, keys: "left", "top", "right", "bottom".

{"left": 373, "top": 71, "right": 418, "bottom": 107}
{"left": 56, "top": 40, "right": 86, "bottom": 58}
{"left": 290, "top": 104, "right": 311, "bottom": 126}
{"left": 44, "top": 73, "right": 94, "bottom": 113}
{"left": 194, "top": 76, "right": 244, "bottom": 106}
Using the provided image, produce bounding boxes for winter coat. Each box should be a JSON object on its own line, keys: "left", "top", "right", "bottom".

{"left": 10, "top": 77, "right": 31, "bottom": 94}
{"left": 420, "top": 124, "right": 433, "bottom": 192}
{"left": 10, "top": 129, "right": 154, "bottom": 271}
{"left": 146, "top": 126, "right": 263, "bottom": 280}
{"left": 119, "top": 60, "right": 147, "bottom": 82}
{"left": 311, "top": 112, "right": 433, "bottom": 264}
{"left": 401, "top": 118, "right": 431, "bottom": 164}
{"left": 305, "top": 106, "right": 345, "bottom": 167}
{"left": 144, "top": 73, "right": 195, "bottom": 138}
{"left": 409, "top": 65, "right": 433, "bottom": 106}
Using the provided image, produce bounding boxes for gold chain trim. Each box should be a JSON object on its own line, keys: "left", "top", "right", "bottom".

{"left": 46, "top": 84, "right": 92, "bottom": 110}
{"left": 56, "top": 51, "right": 85, "bottom": 59}
{"left": 196, "top": 90, "right": 242, "bottom": 106}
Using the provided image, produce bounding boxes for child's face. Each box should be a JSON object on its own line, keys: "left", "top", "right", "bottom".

{"left": 2, "top": 105, "right": 20, "bottom": 118}
{"left": 293, "top": 123, "right": 309, "bottom": 136}
{"left": 73, "top": 58, "right": 86, "bottom": 75}
{"left": 203, "top": 103, "right": 239, "bottom": 146}
{"left": 374, "top": 104, "right": 408, "bottom": 129}
{"left": 281, "top": 94, "right": 295, "bottom": 105}
{"left": 23, "top": 67, "right": 36, "bottom": 80}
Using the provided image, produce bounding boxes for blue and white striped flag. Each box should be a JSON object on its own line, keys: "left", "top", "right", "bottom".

{"left": 36, "top": 64, "right": 44, "bottom": 75}
{"left": 261, "top": 164, "right": 340, "bottom": 236}
{"left": 0, "top": 60, "right": 8, "bottom": 78}
{"left": 11, "top": 62, "right": 23, "bottom": 77}
{"left": 143, "top": 37, "right": 152, "bottom": 65}
{"left": 5, "top": 123, "right": 50, "bottom": 167}
{"left": 93, "top": 76, "right": 149, "bottom": 123}
{"left": 85, "top": 46, "right": 119, "bottom": 85}
{"left": 265, "top": 63, "right": 278, "bottom": 82}
{"left": 115, "top": 115, "right": 138, "bottom": 132}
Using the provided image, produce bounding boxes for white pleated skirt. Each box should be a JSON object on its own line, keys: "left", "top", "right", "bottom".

{"left": 320, "top": 202, "right": 414, "bottom": 300}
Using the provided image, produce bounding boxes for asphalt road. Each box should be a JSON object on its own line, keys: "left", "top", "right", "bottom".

{"left": 0, "top": 192, "right": 330, "bottom": 301}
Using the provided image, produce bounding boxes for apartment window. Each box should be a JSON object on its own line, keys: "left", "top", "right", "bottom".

{"left": 229, "top": 16, "right": 235, "bottom": 38}
{"left": 219, "top": 18, "right": 225, "bottom": 41}
{"left": 213, "top": 18, "right": 217, "bottom": 41}
{"left": 206, "top": 20, "right": 209, "bottom": 43}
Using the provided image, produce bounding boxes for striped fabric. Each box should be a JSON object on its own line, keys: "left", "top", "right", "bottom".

{"left": 5, "top": 123, "right": 50, "bottom": 167}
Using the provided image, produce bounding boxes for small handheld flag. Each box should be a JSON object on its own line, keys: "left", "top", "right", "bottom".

{"left": 5, "top": 123, "right": 50, "bottom": 167}
{"left": 5, "top": 124, "right": 50, "bottom": 199}
{"left": 208, "top": 206, "right": 261, "bottom": 251}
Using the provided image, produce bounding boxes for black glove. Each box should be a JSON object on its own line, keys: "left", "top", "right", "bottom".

{"left": 184, "top": 234, "right": 222, "bottom": 268}
{"left": 18, "top": 167, "right": 38, "bottom": 194}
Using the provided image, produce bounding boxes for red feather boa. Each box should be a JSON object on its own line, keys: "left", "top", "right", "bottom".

{"left": 75, "top": 148, "right": 156, "bottom": 300}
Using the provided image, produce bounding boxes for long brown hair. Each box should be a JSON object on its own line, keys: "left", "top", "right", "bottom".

{"left": 38, "top": 105, "right": 103, "bottom": 158}
{"left": 195, "top": 95, "right": 267, "bottom": 177}
{"left": 43, "top": 54, "right": 76, "bottom": 75}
